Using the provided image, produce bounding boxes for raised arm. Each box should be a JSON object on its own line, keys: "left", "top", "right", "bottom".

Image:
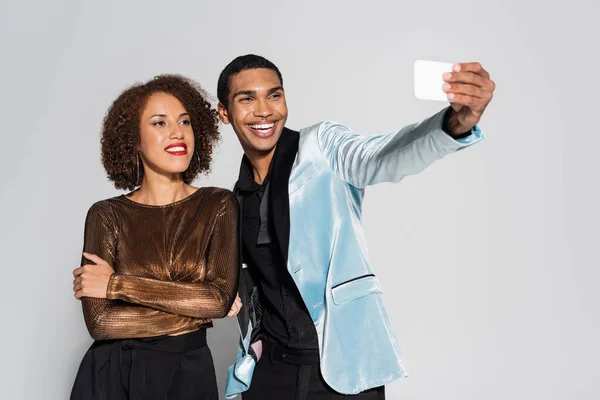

{"left": 317, "top": 62, "right": 495, "bottom": 188}
{"left": 316, "top": 107, "right": 483, "bottom": 188}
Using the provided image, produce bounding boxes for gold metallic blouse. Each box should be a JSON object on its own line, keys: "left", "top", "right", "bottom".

{"left": 80, "top": 187, "right": 239, "bottom": 341}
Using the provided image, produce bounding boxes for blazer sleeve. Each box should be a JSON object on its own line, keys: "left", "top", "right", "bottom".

{"left": 316, "top": 107, "right": 484, "bottom": 188}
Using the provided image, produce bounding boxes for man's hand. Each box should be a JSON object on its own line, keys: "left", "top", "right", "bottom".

{"left": 72, "top": 252, "right": 115, "bottom": 299}
{"left": 442, "top": 62, "right": 495, "bottom": 135}
{"left": 227, "top": 293, "right": 243, "bottom": 317}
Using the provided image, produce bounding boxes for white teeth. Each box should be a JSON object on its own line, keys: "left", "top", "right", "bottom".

{"left": 249, "top": 123, "right": 275, "bottom": 130}
{"left": 166, "top": 146, "right": 186, "bottom": 152}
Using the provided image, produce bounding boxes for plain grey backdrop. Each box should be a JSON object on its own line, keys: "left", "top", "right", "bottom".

{"left": 1, "top": 0, "right": 598, "bottom": 398}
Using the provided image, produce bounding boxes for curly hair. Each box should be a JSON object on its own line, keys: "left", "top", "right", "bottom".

{"left": 101, "top": 74, "right": 220, "bottom": 191}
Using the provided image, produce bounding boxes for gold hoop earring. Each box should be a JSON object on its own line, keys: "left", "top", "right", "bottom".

{"left": 135, "top": 153, "right": 142, "bottom": 186}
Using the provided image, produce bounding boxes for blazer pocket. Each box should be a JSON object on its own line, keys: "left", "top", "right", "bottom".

{"left": 289, "top": 163, "right": 319, "bottom": 195}
{"left": 331, "top": 275, "right": 383, "bottom": 306}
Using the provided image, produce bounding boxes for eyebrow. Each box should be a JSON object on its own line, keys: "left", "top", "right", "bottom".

{"left": 232, "top": 86, "right": 284, "bottom": 99}
{"left": 149, "top": 113, "right": 189, "bottom": 119}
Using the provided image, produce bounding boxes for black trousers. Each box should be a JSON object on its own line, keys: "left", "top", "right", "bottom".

{"left": 243, "top": 341, "right": 385, "bottom": 400}
{"left": 71, "top": 329, "right": 218, "bottom": 400}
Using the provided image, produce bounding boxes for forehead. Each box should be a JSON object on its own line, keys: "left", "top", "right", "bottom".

{"left": 142, "top": 92, "right": 187, "bottom": 115}
{"left": 229, "top": 68, "right": 282, "bottom": 95}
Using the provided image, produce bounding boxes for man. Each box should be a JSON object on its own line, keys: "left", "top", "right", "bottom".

{"left": 220, "top": 54, "right": 494, "bottom": 399}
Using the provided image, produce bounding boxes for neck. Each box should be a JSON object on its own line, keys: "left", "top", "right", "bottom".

{"left": 245, "top": 147, "right": 276, "bottom": 185}
{"left": 131, "top": 169, "right": 195, "bottom": 206}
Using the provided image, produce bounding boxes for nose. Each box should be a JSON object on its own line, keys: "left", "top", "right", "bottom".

{"left": 169, "top": 122, "right": 185, "bottom": 140}
{"left": 253, "top": 98, "right": 273, "bottom": 119}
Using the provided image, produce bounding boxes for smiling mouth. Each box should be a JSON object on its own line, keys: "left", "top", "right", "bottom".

{"left": 247, "top": 122, "right": 276, "bottom": 138}
{"left": 165, "top": 144, "right": 188, "bottom": 156}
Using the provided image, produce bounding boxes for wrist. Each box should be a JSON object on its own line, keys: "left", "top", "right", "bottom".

{"left": 106, "top": 273, "right": 119, "bottom": 300}
{"left": 443, "top": 108, "right": 472, "bottom": 137}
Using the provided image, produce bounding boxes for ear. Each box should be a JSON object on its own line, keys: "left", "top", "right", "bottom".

{"left": 217, "top": 102, "right": 230, "bottom": 124}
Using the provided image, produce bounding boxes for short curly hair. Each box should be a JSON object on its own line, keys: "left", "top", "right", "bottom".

{"left": 101, "top": 74, "right": 220, "bottom": 191}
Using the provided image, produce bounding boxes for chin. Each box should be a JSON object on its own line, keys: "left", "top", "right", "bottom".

{"left": 253, "top": 144, "right": 277, "bottom": 154}
{"left": 253, "top": 136, "right": 279, "bottom": 150}
{"left": 162, "top": 165, "right": 190, "bottom": 175}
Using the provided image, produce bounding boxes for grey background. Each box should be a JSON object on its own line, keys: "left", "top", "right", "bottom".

{"left": 1, "top": 0, "right": 598, "bottom": 399}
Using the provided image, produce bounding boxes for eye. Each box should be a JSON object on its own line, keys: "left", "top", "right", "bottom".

{"left": 269, "top": 93, "right": 281, "bottom": 100}
{"left": 180, "top": 119, "right": 191, "bottom": 125}
{"left": 153, "top": 121, "right": 167, "bottom": 127}
{"left": 239, "top": 97, "right": 253, "bottom": 103}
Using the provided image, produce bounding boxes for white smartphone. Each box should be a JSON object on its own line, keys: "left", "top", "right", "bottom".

{"left": 414, "top": 60, "right": 454, "bottom": 102}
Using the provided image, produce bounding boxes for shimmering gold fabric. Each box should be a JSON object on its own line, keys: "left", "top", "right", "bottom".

{"left": 80, "top": 187, "right": 239, "bottom": 341}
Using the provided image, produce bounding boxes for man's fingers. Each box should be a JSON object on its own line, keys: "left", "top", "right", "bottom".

{"left": 444, "top": 71, "right": 495, "bottom": 96}
{"left": 453, "top": 62, "right": 490, "bottom": 78}
{"left": 444, "top": 83, "right": 487, "bottom": 99}
{"left": 447, "top": 94, "right": 484, "bottom": 112}
{"left": 227, "top": 304, "right": 239, "bottom": 317}
{"left": 443, "top": 71, "right": 489, "bottom": 89}
{"left": 227, "top": 296, "right": 243, "bottom": 317}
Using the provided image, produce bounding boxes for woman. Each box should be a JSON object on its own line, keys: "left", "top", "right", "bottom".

{"left": 70, "top": 75, "right": 241, "bottom": 400}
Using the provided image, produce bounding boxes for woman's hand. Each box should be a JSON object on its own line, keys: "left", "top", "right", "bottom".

{"left": 73, "top": 252, "right": 115, "bottom": 299}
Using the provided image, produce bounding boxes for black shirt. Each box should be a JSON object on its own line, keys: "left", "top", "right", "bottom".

{"left": 237, "top": 157, "right": 319, "bottom": 350}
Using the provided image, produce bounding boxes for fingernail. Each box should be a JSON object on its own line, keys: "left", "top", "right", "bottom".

{"left": 443, "top": 72, "right": 452, "bottom": 80}
{"left": 448, "top": 93, "right": 455, "bottom": 100}
{"left": 442, "top": 83, "right": 451, "bottom": 91}
{"left": 453, "top": 64, "right": 461, "bottom": 72}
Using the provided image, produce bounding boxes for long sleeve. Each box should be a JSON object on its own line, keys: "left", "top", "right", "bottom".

{"left": 106, "top": 192, "right": 240, "bottom": 319}
{"left": 316, "top": 107, "right": 483, "bottom": 188}
{"left": 80, "top": 202, "right": 203, "bottom": 340}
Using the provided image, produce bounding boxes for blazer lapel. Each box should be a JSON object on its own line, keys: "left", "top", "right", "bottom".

{"left": 269, "top": 127, "right": 299, "bottom": 263}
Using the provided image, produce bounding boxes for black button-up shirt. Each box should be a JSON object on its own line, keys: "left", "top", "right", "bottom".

{"left": 237, "top": 157, "right": 319, "bottom": 350}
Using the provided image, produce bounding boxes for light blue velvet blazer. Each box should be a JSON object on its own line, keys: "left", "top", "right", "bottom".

{"left": 225, "top": 108, "right": 483, "bottom": 398}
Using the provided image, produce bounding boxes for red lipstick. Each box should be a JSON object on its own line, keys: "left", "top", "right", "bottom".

{"left": 164, "top": 143, "right": 188, "bottom": 156}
